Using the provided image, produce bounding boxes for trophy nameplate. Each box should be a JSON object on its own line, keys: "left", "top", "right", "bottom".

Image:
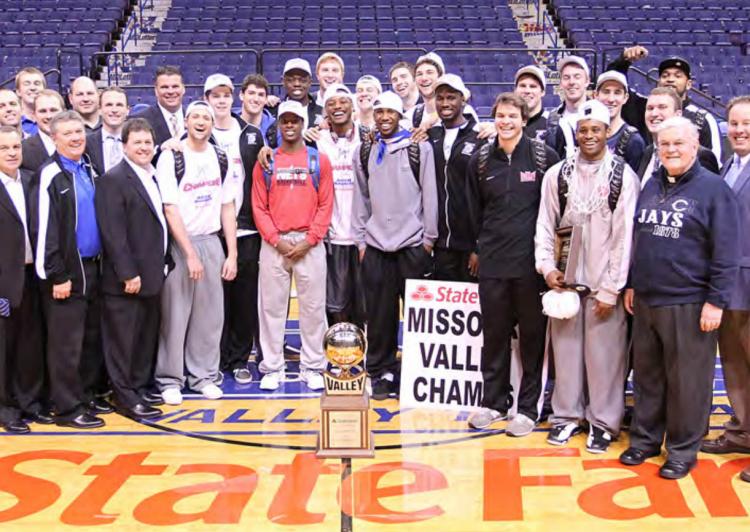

{"left": 316, "top": 323, "right": 375, "bottom": 459}
{"left": 554, "top": 225, "right": 590, "bottom": 295}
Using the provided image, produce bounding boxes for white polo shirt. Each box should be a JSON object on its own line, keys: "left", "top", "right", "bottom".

{"left": 156, "top": 142, "right": 235, "bottom": 236}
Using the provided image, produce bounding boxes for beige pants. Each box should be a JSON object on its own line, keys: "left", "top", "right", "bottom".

{"left": 258, "top": 233, "right": 327, "bottom": 374}
{"left": 719, "top": 310, "right": 750, "bottom": 447}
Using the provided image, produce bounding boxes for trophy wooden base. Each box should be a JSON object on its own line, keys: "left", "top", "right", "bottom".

{"left": 316, "top": 393, "right": 375, "bottom": 459}
{"left": 315, "top": 434, "right": 375, "bottom": 459}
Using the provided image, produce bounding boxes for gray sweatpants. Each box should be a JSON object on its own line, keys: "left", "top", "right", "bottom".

{"left": 258, "top": 233, "right": 327, "bottom": 374}
{"left": 549, "top": 296, "right": 628, "bottom": 436}
{"left": 156, "top": 234, "right": 225, "bottom": 392}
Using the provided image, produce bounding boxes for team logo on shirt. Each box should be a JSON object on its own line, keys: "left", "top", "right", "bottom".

{"left": 461, "top": 143, "right": 476, "bottom": 156}
{"left": 519, "top": 171, "right": 536, "bottom": 182}
{"left": 246, "top": 133, "right": 257, "bottom": 144}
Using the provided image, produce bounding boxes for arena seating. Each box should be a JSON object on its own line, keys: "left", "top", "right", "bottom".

{"left": 124, "top": 0, "right": 537, "bottom": 113}
{"left": 0, "top": 0, "right": 131, "bottom": 87}
{"left": 549, "top": 0, "right": 750, "bottom": 107}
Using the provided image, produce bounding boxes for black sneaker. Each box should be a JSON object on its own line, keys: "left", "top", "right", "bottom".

{"left": 547, "top": 422, "right": 583, "bottom": 445}
{"left": 586, "top": 425, "right": 613, "bottom": 454}
{"left": 371, "top": 378, "right": 397, "bottom": 400}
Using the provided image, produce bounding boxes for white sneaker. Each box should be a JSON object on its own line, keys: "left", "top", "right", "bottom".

{"left": 260, "top": 370, "right": 284, "bottom": 391}
{"left": 506, "top": 413, "right": 536, "bottom": 437}
{"left": 301, "top": 369, "right": 324, "bottom": 391}
{"left": 200, "top": 383, "right": 223, "bottom": 400}
{"left": 161, "top": 388, "right": 183, "bottom": 405}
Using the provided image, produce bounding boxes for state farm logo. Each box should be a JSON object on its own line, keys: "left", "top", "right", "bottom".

{"left": 411, "top": 285, "right": 434, "bottom": 301}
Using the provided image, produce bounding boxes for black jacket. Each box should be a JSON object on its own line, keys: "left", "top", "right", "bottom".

{"left": 21, "top": 133, "right": 53, "bottom": 174}
{"left": 467, "top": 135, "right": 560, "bottom": 279}
{"left": 0, "top": 169, "right": 33, "bottom": 307}
{"left": 427, "top": 117, "right": 483, "bottom": 251}
{"left": 525, "top": 109, "right": 548, "bottom": 142}
{"left": 31, "top": 153, "right": 99, "bottom": 295}
{"left": 237, "top": 117, "right": 264, "bottom": 232}
{"left": 94, "top": 160, "right": 169, "bottom": 297}
{"left": 636, "top": 143, "right": 719, "bottom": 181}
{"left": 84, "top": 128, "right": 105, "bottom": 177}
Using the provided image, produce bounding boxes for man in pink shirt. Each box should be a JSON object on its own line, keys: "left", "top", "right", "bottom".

{"left": 252, "top": 100, "right": 334, "bottom": 391}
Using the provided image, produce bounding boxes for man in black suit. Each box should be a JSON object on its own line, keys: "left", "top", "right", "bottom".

{"left": 132, "top": 66, "right": 185, "bottom": 155}
{"left": 86, "top": 87, "right": 130, "bottom": 176}
{"left": 20, "top": 90, "right": 65, "bottom": 173}
{"left": 0, "top": 126, "right": 47, "bottom": 433}
{"left": 95, "top": 118, "right": 168, "bottom": 419}
{"left": 34, "top": 110, "right": 110, "bottom": 429}
{"left": 636, "top": 87, "right": 718, "bottom": 187}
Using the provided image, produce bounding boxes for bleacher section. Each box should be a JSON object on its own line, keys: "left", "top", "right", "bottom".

{"left": 124, "top": 0, "right": 538, "bottom": 113}
{"left": 550, "top": 0, "right": 750, "bottom": 107}
{"left": 0, "top": 0, "right": 131, "bottom": 87}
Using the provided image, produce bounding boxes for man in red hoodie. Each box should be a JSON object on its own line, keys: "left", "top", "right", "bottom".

{"left": 252, "top": 100, "right": 334, "bottom": 392}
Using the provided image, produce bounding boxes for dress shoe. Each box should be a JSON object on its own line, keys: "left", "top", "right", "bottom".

{"left": 740, "top": 466, "right": 750, "bottom": 483}
{"left": 141, "top": 392, "right": 165, "bottom": 406}
{"left": 619, "top": 447, "right": 661, "bottom": 466}
{"left": 700, "top": 435, "right": 750, "bottom": 454}
{"left": 3, "top": 419, "right": 30, "bottom": 434}
{"left": 57, "top": 412, "right": 105, "bottom": 429}
{"left": 87, "top": 398, "right": 114, "bottom": 415}
{"left": 121, "top": 403, "right": 163, "bottom": 420}
{"left": 23, "top": 410, "right": 55, "bottom": 425}
{"left": 659, "top": 459, "right": 696, "bottom": 480}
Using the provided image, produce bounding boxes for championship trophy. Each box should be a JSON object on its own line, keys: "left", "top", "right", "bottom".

{"left": 554, "top": 225, "right": 590, "bottom": 296}
{"left": 316, "top": 323, "right": 374, "bottom": 458}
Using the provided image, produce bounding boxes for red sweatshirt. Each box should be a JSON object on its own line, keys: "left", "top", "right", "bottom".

{"left": 252, "top": 146, "right": 334, "bottom": 246}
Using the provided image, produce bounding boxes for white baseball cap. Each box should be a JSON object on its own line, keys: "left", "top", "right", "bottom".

{"left": 322, "top": 83, "right": 354, "bottom": 106}
{"left": 576, "top": 99, "right": 611, "bottom": 127}
{"left": 277, "top": 100, "right": 307, "bottom": 122}
{"left": 283, "top": 58, "right": 312, "bottom": 76}
{"left": 203, "top": 73, "right": 234, "bottom": 95}
{"left": 596, "top": 70, "right": 628, "bottom": 92}
{"left": 434, "top": 74, "right": 470, "bottom": 100}
{"left": 515, "top": 65, "right": 546, "bottom": 90}
{"left": 185, "top": 100, "right": 215, "bottom": 121}
{"left": 557, "top": 55, "right": 590, "bottom": 78}
{"left": 356, "top": 75, "right": 383, "bottom": 94}
{"left": 372, "top": 91, "right": 404, "bottom": 116}
{"left": 416, "top": 52, "right": 446, "bottom": 76}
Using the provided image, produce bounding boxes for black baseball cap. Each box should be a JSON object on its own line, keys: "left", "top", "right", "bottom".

{"left": 658, "top": 57, "right": 691, "bottom": 78}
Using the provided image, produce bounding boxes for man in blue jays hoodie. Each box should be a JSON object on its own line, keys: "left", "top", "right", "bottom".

{"left": 621, "top": 116, "right": 740, "bottom": 480}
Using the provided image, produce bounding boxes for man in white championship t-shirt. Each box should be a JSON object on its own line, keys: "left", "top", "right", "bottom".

{"left": 155, "top": 100, "right": 238, "bottom": 405}
{"left": 315, "top": 84, "right": 366, "bottom": 327}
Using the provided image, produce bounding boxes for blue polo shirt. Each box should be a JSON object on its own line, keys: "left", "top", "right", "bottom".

{"left": 59, "top": 155, "right": 101, "bottom": 258}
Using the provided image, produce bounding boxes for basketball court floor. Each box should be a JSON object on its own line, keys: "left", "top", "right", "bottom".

{"left": 2, "top": 317, "right": 749, "bottom": 530}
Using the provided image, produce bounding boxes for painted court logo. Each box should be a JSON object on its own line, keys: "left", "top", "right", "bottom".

{"left": 411, "top": 285, "right": 434, "bottom": 301}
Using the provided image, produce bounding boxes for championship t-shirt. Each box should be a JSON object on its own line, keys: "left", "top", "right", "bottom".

{"left": 156, "top": 143, "right": 235, "bottom": 236}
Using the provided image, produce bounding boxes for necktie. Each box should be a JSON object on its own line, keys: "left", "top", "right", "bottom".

{"left": 107, "top": 136, "right": 122, "bottom": 169}
{"left": 169, "top": 114, "right": 179, "bottom": 138}
{"left": 725, "top": 156, "right": 742, "bottom": 189}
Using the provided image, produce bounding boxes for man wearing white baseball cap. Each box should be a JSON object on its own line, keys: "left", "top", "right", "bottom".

{"left": 546, "top": 55, "right": 591, "bottom": 159}
{"left": 352, "top": 90, "right": 438, "bottom": 400}
{"left": 535, "top": 99, "right": 638, "bottom": 453}
{"left": 595, "top": 71, "right": 645, "bottom": 172}
{"left": 154, "top": 100, "right": 238, "bottom": 405}
{"left": 514, "top": 65, "right": 548, "bottom": 141}
{"left": 252, "top": 99, "right": 334, "bottom": 392}
{"left": 427, "top": 74, "right": 481, "bottom": 282}
{"left": 317, "top": 84, "right": 368, "bottom": 328}
{"left": 355, "top": 75, "right": 382, "bottom": 129}
{"left": 269, "top": 59, "right": 323, "bottom": 138}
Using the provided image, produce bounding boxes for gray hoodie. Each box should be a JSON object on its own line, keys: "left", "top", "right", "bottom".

{"left": 352, "top": 134, "right": 438, "bottom": 252}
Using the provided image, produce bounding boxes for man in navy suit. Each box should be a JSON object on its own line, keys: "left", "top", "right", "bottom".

{"left": 0, "top": 126, "right": 46, "bottom": 433}
{"left": 132, "top": 66, "right": 185, "bottom": 156}
{"left": 701, "top": 96, "right": 750, "bottom": 481}
{"left": 95, "top": 118, "right": 168, "bottom": 419}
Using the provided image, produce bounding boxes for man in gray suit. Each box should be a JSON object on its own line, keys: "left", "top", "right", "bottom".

{"left": 701, "top": 95, "right": 750, "bottom": 482}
